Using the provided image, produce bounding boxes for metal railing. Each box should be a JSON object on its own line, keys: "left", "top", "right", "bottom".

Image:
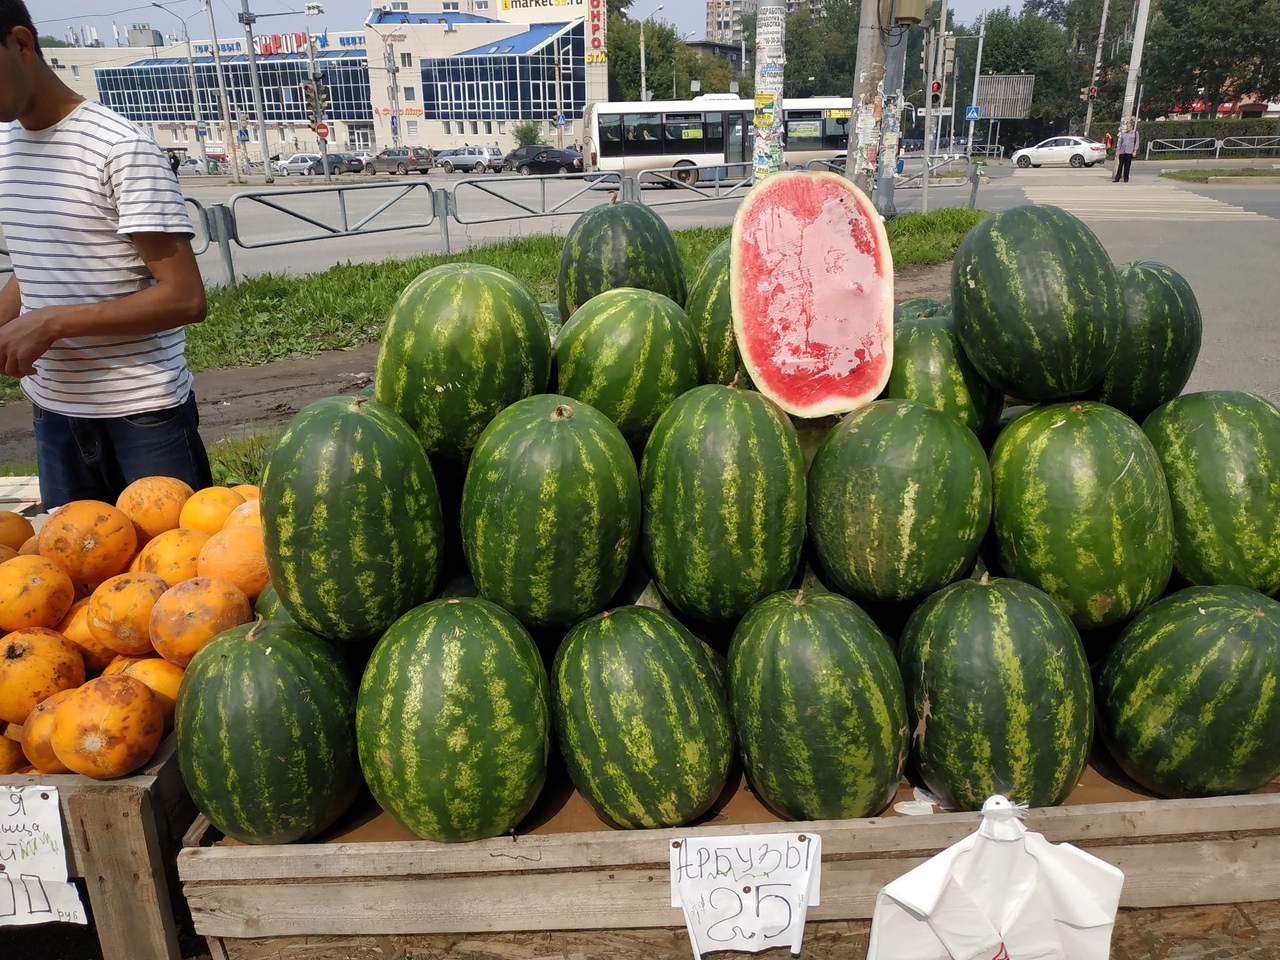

{"left": 1146, "top": 136, "right": 1280, "bottom": 160}
{"left": 620, "top": 164, "right": 756, "bottom": 208}
{"left": 450, "top": 171, "right": 622, "bottom": 225}
{"left": 224, "top": 179, "right": 437, "bottom": 249}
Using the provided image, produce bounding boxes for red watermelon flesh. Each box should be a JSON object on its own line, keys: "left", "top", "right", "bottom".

{"left": 730, "top": 171, "right": 894, "bottom": 418}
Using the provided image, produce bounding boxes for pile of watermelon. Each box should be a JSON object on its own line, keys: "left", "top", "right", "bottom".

{"left": 172, "top": 173, "right": 1280, "bottom": 846}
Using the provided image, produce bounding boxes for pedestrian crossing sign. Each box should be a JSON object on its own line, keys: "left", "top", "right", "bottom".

{"left": 965, "top": 105, "right": 981, "bottom": 121}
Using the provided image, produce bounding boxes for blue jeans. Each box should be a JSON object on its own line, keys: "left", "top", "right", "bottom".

{"left": 32, "top": 392, "right": 214, "bottom": 510}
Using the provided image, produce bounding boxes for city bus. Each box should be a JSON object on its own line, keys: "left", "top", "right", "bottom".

{"left": 583, "top": 94, "right": 853, "bottom": 183}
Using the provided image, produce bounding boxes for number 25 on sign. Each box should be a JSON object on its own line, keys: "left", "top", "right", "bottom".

{"left": 669, "top": 832, "right": 821, "bottom": 959}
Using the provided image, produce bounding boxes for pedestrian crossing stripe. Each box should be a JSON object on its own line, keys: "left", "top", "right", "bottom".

{"left": 1019, "top": 184, "right": 1265, "bottom": 221}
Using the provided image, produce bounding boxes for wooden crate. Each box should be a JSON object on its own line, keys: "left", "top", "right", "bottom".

{"left": 177, "top": 766, "right": 1280, "bottom": 946}
{"left": 2, "top": 735, "right": 197, "bottom": 960}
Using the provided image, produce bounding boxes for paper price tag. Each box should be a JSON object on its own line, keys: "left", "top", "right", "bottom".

{"left": 0, "top": 786, "right": 87, "bottom": 926}
{"left": 670, "top": 833, "right": 821, "bottom": 960}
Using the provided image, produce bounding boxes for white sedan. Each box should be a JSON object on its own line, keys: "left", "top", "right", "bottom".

{"left": 1011, "top": 136, "right": 1107, "bottom": 169}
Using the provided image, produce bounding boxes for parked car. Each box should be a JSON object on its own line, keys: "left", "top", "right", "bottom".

{"left": 510, "top": 147, "right": 583, "bottom": 176}
{"left": 324, "top": 153, "right": 365, "bottom": 174}
{"left": 277, "top": 153, "right": 322, "bottom": 175}
{"left": 502, "top": 144, "right": 553, "bottom": 172}
{"left": 1011, "top": 135, "right": 1107, "bottom": 168}
{"left": 438, "top": 145, "right": 505, "bottom": 173}
{"left": 364, "top": 146, "right": 434, "bottom": 175}
{"left": 176, "top": 157, "right": 205, "bottom": 174}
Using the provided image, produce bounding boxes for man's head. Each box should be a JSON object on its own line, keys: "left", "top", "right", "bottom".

{"left": 0, "top": 0, "right": 39, "bottom": 58}
{"left": 0, "top": 0, "right": 41, "bottom": 124}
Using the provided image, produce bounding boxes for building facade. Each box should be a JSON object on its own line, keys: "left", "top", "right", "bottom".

{"left": 705, "top": 0, "right": 757, "bottom": 45}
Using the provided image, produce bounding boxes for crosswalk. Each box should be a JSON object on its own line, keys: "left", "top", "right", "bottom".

{"left": 1018, "top": 183, "right": 1266, "bottom": 221}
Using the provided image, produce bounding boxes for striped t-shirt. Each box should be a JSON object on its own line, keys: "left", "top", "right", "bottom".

{"left": 0, "top": 100, "right": 196, "bottom": 417}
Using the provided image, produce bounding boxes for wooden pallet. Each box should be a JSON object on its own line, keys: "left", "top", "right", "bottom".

{"left": 177, "top": 767, "right": 1280, "bottom": 950}
{"left": 1, "top": 735, "right": 198, "bottom": 960}
{"left": 0, "top": 475, "right": 40, "bottom": 516}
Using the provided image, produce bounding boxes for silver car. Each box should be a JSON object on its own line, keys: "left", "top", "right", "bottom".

{"left": 438, "top": 145, "right": 505, "bottom": 173}
{"left": 1011, "top": 136, "right": 1107, "bottom": 169}
{"left": 276, "top": 153, "right": 322, "bottom": 176}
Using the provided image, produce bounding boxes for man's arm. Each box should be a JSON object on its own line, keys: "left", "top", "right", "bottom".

{"left": 0, "top": 274, "right": 20, "bottom": 328}
{"left": 0, "top": 232, "right": 205, "bottom": 379}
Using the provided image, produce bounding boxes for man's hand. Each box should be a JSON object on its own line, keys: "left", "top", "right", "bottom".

{"left": 0, "top": 307, "right": 58, "bottom": 378}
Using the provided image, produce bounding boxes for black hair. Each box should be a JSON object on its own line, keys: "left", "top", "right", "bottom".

{"left": 0, "top": 0, "right": 41, "bottom": 59}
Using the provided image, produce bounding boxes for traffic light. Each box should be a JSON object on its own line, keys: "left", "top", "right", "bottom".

{"left": 1088, "top": 86, "right": 1098, "bottom": 101}
{"left": 930, "top": 80, "right": 942, "bottom": 109}
{"left": 303, "top": 80, "right": 329, "bottom": 129}
{"left": 943, "top": 36, "right": 956, "bottom": 76}
{"left": 1080, "top": 86, "right": 1090, "bottom": 101}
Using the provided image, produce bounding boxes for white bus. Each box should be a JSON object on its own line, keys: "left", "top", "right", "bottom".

{"left": 584, "top": 94, "right": 853, "bottom": 183}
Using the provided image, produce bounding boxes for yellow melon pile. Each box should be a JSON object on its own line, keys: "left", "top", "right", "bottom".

{"left": 0, "top": 478, "right": 264, "bottom": 779}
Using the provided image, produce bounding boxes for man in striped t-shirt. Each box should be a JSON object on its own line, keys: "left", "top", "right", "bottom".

{"left": 0, "top": 0, "right": 212, "bottom": 509}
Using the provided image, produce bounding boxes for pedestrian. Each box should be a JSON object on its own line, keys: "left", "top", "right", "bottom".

{"left": 168, "top": 149, "right": 180, "bottom": 176}
{"left": 1113, "top": 119, "right": 1138, "bottom": 183}
{"left": 0, "top": 0, "right": 213, "bottom": 510}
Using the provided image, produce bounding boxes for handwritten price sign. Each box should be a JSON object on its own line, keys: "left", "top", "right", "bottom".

{"left": 670, "top": 832, "right": 821, "bottom": 959}
{"left": 1, "top": 786, "right": 87, "bottom": 926}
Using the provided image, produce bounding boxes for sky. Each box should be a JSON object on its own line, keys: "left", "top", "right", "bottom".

{"left": 35, "top": 0, "right": 1007, "bottom": 49}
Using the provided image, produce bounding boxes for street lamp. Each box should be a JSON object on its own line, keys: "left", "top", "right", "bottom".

{"left": 639, "top": 3, "right": 663, "bottom": 103}
{"left": 151, "top": 1, "right": 208, "bottom": 169}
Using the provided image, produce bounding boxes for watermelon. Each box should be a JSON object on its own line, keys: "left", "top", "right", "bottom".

{"left": 462, "top": 394, "right": 640, "bottom": 628}
{"left": 1097, "top": 585, "right": 1280, "bottom": 797}
{"left": 641, "top": 384, "right": 806, "bottom": 623}
{"left": 555, "top": 288, "right": 702, "bottom": 446}
{"left": 951, "top": 204, "right": 1123, "bottom": 401}
{"left": 730, "top": 171, "right": 894, "bottom": 418}
{"left": 1094, "top": 261, "right": 1202, "bottom": 421}
{"left": 1143, "top": 391, "right": 1280, "bottom": 595}
{"left": 880, "top": 315, "right": 1003, "bottom": 437}
{"left": 375, "top": 263, "right": 551, "bottom": 460}
{"left": 807, "top": 399, "right": 992, "bottom": 603}
{"left": 684, "top": 238, "right": 750, "bottom": 386}
{"left": 261, "top": 397, "right": 443, "bottom": 643}
{"left": 551, "top": 606, "right": 734, "bottom": 828}
{"left": 436, "top": 574, "right": 478, "bottom": 598}
{"left": 893, "top": 297, "right": 943, "bottom": 322}
{"left": 989, "top": 401, "right": 1173, "bottom": 629}
{"left": 729, "top": 589, "right": 908, "bottom": 821}
{"left": 557, "top": 200, "right": 686, "bottom": 320}
{"left": 898, "top": 576, "right": 1093, "bottom": 811}
{"left": 356, "top": 597, "right": 551, "bottom": 842}
{"left": 254, "top": 582, "right": 290, "bottom": 621}
{"left": 175, "top": 620, "right": 360, "bottom": 844}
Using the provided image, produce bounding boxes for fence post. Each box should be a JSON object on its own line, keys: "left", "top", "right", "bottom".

{"left": 621, "top": 177, "right": 640, "bottom": 203}
{"left": 206, "top": 204, "right": 237, "bottom": 288}
{"left": 432, "top": 187, "right": 452, "bottom": 254}
{"left": 1215, "top": 138, "right": 1222, "bottom": 159}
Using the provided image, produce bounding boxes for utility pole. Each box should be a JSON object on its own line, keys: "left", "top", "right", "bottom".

{"left": 873, "top": 16, "right": 909, "bottom": 217}
{"left": 1119, "top": 0, "right": 1151, "bottom": 123}
{"left": 384, "top": 41, "right": 402, "bottom": 146}
{"left": 753, "top": 0, "right": 786, "bottom": 180}
{"left": 1083, "top": 0, "right": 1112, "bottom": 136}
{"left": 965, "top": 13, "right": 986, "bottom": 159}
{"left": 238, "top": 0, "right": 274, "bottom": 180}
{"left": 307, "top": 35, "right": 331, "bottom": 183}
{"left": 921, "top": 21, "right": 937, "bottom": 214}
{"left": 204, "top": 0, "right": 243, "bottom": 181}
{"left": 152, "top": 3, "right": 208, "bottom": 169}
{"left": 848, "top": 0, "right": 894, "bottom": 195}
{"left": 554, "top": 41, "right": 565, "bottom": 149}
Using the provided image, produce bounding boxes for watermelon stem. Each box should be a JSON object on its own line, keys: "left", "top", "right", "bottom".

{"left": 979, "top": 571, "right": 991, "bottom": 586}
{"left": 728, "top": 372, "right": 741, "bottom": 390}
{"left": 792, "top": 589, "right": 805, "bottom": 606}
{"left": 551, "top": 404, "right": 575, "bottom": 421}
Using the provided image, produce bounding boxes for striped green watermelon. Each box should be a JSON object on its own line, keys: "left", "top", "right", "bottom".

{"left": 462, "top": 394, "right": 640, "bottom": 628}
{"left": 684, "top": 238, "right": 750, "bottom": 386}
{"left": 641, "top": 384, "right": 806, "bottom": 623}
{"left": 175, "top": 619, "right": 360, "bottom": 844}
{"left": 356, "top": 597, "right": 550, "bottom": 841}
{"left": 1094, "top": 261, "right": 1202, "bottom": 421}
{"left": 1097, "top": 585, "right": 1280, "bottom": 797}
{"left": 551, "top": 605, "right": 733, "bottom": 828}
{"left": 729, "top": 589, "right": 908, "bottom": 820}
{"left": 807, "top": 399, "right": 992, "bottom": 603}
{"left": 730, "top": 171, "right": 894, "bottom": 418}
{"left": 557, "top": 200, "right": 686, "bottom": 321}
{"left": 254, "top": 582, "right": 290, "bottom": 621}
{"left": 951, "top": 204, "right": 1123, "bottom": 401}
{"left": 989, "top": 401, "right": 1173, "bottom": 629}
{"left": 555, "top": 288, "right": 702, "bottom": 446}
{"left": 880, "top": 315, "right": 1003, "bottom": 437}
{"left": 893, "top": 298, "right": 943, "bottom": 322}
{"left": 898, "top": 576, "right": 1093, "bottom": 811}
{"left": 261, "top": 397, "right": 442, "bottom": 643}
{"left": 375, "top": 263, "right": 551, "bottom": 460}
{"left": 1143, "top": 391, "right": 1280, "bottom": 595}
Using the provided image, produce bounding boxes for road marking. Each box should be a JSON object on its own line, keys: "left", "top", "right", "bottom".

{"left": 1019, "top": 183, "right": 1266, "bottom": 221}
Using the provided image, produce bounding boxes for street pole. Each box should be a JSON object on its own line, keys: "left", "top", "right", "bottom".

{"left": 307, "top": 35, "right": 331, "bottom": 183}
{"left": 921, "top": 24, "right": 936, "bottom": 214}
{"left": 238, "top": 0, "right": 274, "bottom": 180}
{"left": 384, "top": 41, "right": 402, "bottom": 146}
{"left": 753, "top": 0, "right": 786, "bottom": 180}
{"left": 1120, "top": 0, "right": 1151, "bottom": 123}
{"left": 873, "top": 15, "right": 908, "bottom": 217}
{"left": 849, "top": 0, "right": 893, "bottom": 196}
{"left": 638, "top": 4, "right": 664, "bottom": 103}
{"left": 965, "top": 13, "right": 986, "bottom": 160}
{"left": 1083, "top": 0, "right": 1112, "bottom": 136}
{"left": 204, "top": 0, "right": 242, "bottom": 181}
{"left": 554, "top": 41, "right": 565, "bottom": 149}
{"left": 153, "top": 4, "right": 208, "bottom": 169}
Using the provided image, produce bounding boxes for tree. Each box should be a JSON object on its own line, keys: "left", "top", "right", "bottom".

{"left": 1141, "top": 0, "right": 1280, "bottom": 117}
{"left": 38, "top": 35, "right": 72, "bottom": 48}
{"left": 512, "top": 121, "right": 542, "bottom": 147}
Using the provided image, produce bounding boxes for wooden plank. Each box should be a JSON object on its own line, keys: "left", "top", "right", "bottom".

{"left": 180, "top": 834, "right": 1280, "bottom": 938}
{"left": 177, "top": 792, "right": 1280, "bottom": 885}
{"left": 65, "top": 782, "right": 182, "bottom": 960}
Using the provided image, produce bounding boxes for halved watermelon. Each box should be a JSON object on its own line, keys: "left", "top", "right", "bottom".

{"left": 729, "top": 171, "right": 894, "bottom": 418}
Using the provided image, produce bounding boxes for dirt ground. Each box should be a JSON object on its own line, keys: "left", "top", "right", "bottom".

{"left": 0, "top": 265, "right": 955, "bottom": 467}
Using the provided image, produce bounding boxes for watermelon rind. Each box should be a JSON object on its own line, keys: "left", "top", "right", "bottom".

{"left": 684, "top": 238, "right": 751, "bottom": 386}
{"left": 880, "top": 315, "right": 1003, "bottom": 437}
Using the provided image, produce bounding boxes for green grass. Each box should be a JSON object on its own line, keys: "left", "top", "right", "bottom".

{"left": 1161, "top": 167, "right": 1280, "bottom": 183}
{"left": 0, "top": 210, "right": 982, "bottom": 405}
{"left": 207, "top": 431, "right": 276, "bottom": 487}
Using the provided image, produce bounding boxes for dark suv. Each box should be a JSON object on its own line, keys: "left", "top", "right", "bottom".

{"left": 365, "top": 147, "right": 433, "bottom": 175}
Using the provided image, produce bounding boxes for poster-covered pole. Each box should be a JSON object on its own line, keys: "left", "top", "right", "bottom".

{"left": 752, "top": 0, "right": 787, "bottom": 181}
